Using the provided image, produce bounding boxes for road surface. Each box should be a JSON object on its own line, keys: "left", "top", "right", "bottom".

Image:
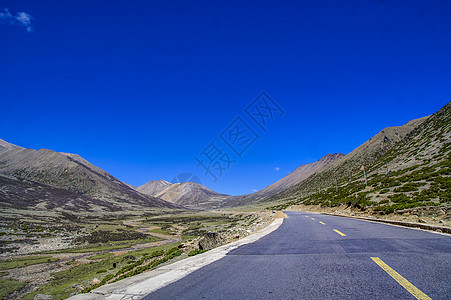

{"left": 144, "top": 211, "right": 451, "bottom": 299}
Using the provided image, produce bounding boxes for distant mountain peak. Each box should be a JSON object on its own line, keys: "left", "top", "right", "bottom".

{"left": 136, "top": 179, "right": 172, "bottom": 196}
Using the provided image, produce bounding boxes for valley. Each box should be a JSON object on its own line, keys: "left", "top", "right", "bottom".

{"left": 0, "top": 102, "right": 450, "bottom": 299}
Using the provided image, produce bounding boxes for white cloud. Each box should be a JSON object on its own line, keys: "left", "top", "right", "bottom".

{"left": 251, "top": 189, "right": 258, "bottom": 192}
{"left": 0, "top": 8, "right": 34, "bottom": 32}
{"left": 274, "top": 167, "right": 281, "bottom": 172}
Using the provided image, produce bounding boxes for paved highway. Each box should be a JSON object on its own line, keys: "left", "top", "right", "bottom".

{"left": 144, "top": 211, "right": 451, "bottom": 299}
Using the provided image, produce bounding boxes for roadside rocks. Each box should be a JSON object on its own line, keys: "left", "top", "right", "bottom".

{"left": 198, "top": 232, "right": 224, "bottom": 250}
{"left": 89, "top": 278, "right": 101, "bottom": 285}
{"left": 72, "top": 284, "right": 84, "bottom": 292}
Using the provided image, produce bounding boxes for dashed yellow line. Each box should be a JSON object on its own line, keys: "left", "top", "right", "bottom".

{"left": 371, "top": 257, "right": 431, "bottom": 300}
{"left": 311, "top": 218, "right": 315, "bottom": 220}
{"left": 319, "top": 221, "right": 326, "bottom": 225}
{"left": 333, "top": 229, "right": 346, "bottom": 236}
{"left": 305, "top": 216, "right": 309, "bottom": 218}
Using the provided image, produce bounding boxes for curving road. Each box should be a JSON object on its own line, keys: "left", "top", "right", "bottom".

{"left": 144, "top": 211, "right": 451, "bottom": 299}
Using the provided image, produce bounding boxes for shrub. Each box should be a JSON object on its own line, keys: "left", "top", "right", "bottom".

{"left": 188, "top": 249, "right": 208, "bottom": 256}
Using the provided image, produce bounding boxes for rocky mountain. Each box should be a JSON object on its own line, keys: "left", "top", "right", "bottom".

{"left": 268, "top": 101, "right": 450, "bottom": 215}
{"left": 137, "top": 180, "right": 226, "bottom": 208}
{"left": 137, "top": 180, "right": 172, "bottom": 196}
{"left": 0, "top": 138, "right": 23, "bottom": 153}
{"left": 222, "top": 153, "right": 345, "bottom": 207}
{"left": 0, "top": 140, "right": 176, "bottom": 213}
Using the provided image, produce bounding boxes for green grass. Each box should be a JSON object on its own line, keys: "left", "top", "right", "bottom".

{"left": 148, "top": 227, "right": 171, "bottom": 235}
{"left": 130, "top": 242, "right": 180, "bottom": 256}
{"left": 88, "top": 253, "right": 113, "bottom": 260}
{"left": 43, "top": 236, "right": 161, "bottom": 253}
{"left": 24, "top": 242, "right": 182, "bottom": 299}
{"left": 0, "top": 256, "right": 58, "bottom": 270}
{"left": 0, "top": 271, "right": 8, "bottom": 277}
{"left": 0, "top": 278, "right": 26, "bottom": 299}
{"left": 23, "top": 256, "right": 122, "bottom": 300}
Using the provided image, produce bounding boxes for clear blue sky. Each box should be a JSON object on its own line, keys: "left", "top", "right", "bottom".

{"left": 1, "top": 0, "right": 450, "bottom": 195}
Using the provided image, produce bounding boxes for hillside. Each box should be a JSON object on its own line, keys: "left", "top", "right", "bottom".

{"left": 222, "top": 153, "right": 344, "bottom": 207}
{"left": 0, "top": 140, "right": 176, "bottom": 213}
{"left": 268, "top": 102, "right": 450, "bottom": 221}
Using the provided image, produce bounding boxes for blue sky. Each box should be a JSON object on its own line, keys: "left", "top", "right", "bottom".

{"left": 1, "top": 0, "right": 450, "bottom": 195}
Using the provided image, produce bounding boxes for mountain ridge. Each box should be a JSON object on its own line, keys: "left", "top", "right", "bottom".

{"left": 268, "top": 102, "right": 450, "bottom": 216}
{"left": 0, "top": 141, "right": 176, "bottom": 213}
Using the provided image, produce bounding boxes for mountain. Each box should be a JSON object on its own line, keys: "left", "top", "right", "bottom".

{"left": 268, "top": 101, "right": 450, "bottom": 214}
{"left": 138, "top": 181, "right": 226, "bottom": 208}
{"left": 222, "top": 153, "right": 345, "bottom": 207}
{"left": 270, "top": 115, "right": 430, "bottom": 201}
{"left": 135, "top": 153, "right": 344, "bottom": 208}
{"left": 335, "top": 116, "right": 429, "bottom": 171}
{"left": 0, "top": 138, "right": 23, "bottom": 153}
{"left": 137, "top": 180, "right": 172, "bottom": 196}
{"left": 0, "top": 140, "right": 176, "bottom": 212}
{"left": 0, "top": 174, "right": 117, "bottom": 213}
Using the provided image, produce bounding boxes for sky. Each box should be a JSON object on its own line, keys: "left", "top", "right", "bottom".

{"left": 1, "top": 0, "right": 450, "bottom": 195}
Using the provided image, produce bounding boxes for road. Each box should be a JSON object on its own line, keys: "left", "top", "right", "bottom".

{"left": 144, "top": 211, "right": 451, "bottom": 299}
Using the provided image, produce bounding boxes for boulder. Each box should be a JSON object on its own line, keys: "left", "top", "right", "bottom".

{"left": 90, "top": 278, "right": 101, "bottom": 285}
{"left": 198, "top": 232, "right": 224, "bottom": 250}
{"left": 72, "top": 284, "right": 84, "bottom": 292}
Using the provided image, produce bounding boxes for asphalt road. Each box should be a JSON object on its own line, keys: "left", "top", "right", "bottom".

{"left": 144, "top": 211, "right": 451, "bottom": 299}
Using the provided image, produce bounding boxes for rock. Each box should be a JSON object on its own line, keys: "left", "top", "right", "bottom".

{"left": 72, "top": 284, "right": 84, "bottom": 292}
{"left": 178, "top": 243, "right": 186, "bottom": 249}
{"left": 34, "top": 294, "right": 53, "bottom": 300}
{"left": 198, "top": 232, "right": 224, "bottom": 250}
{"left": 418, "top": 218, "right": 426, "bottom": 223}
{"left": 90, "top": 278, "right": 101, "bottom": 285}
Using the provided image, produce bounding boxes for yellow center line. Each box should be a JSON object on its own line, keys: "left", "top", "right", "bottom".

{"left": 311, "top": 218, "right": 315, "bottom": 220}
{"left": 305, "top": 216, "right": 309, "bottom": 218}
{"left": 333, "top": 229, "right": 346, "bottom": 236}
{"left": 319, "top": 221, "right": 326, "bottom": 225}
{"left": 371, "top": 257, "right": 431, "bottom": 300}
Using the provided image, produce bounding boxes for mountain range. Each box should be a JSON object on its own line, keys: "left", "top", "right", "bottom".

{"left": 1, "top": 101, "right": 449, "bottom": 216}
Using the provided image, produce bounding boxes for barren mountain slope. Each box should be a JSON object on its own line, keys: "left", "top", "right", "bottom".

{"left": 137, "top": 180, "right": 172, "bottom": 196}
{"left": 0, "top": 138, "right": 23, "bottom": 153}
{"left": 222, "top": 153, "right": 344, "bottom": 207}
{"left": 0, "top": 174, "right": 117, "bottom": 213}
{"left": 154, "top": 182, "right": 225, "bottom": 207}
{"left": 0, "top": 141, "right": 176, "bottom": 211}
